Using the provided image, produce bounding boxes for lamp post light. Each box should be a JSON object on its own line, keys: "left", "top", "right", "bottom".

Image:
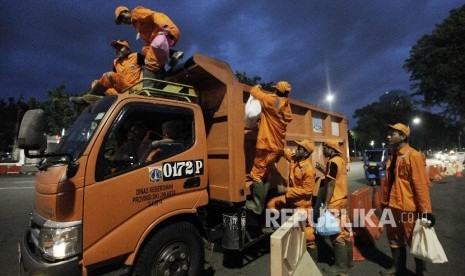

{"left": 370, "top": 140, "right": 374, "bottom": 149}
{"left": 412, "top": 117, "right": 421, "bottom": 125}
{"left": 382, "top": 142, "right": 385, "bottom": 148}
{"left": 349, "top": 130, "right": 357, "bottom": 157}
{"left": 326, "top": 93, "right": 334, "bottom": 110}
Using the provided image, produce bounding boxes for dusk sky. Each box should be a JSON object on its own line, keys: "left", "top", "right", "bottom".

{"left": 1, "top": 1, "right": 463, "bottom": 127}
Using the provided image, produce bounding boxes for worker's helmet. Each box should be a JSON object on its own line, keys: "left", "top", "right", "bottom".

{"left": 273, "top": 81, "right": 292, "bottom": 94}
{"left": 323, "top": 138, "right": 342, "bottom": 154}
{"left": 111, "top": 40, "right": 131, "bottom": 51}
{"left": 115, "top": 6, "right": 129, "bottom": 24}
{"left": 387, "top": 123, "right": 410, "bottom": 137}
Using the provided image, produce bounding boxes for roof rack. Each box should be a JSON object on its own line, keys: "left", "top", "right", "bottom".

{"left": 123, "top": 78, "right": 198, "bottom": 103}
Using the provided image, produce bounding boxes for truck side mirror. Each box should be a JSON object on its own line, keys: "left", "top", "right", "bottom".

{"left": 18, "top": 109, "right": 45, "bottom": 150}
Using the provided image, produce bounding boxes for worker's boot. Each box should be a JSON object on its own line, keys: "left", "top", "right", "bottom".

{"left": 168, "top": 50, "right": 184, "bottom": 67}
{"left": 261, "top": 226, "right": 278, "bottom": 234}
{"left": 307, "top": 244, "right": 318, "bottom": 262}
{"left": 69, "top": 96, "right": 86, "bottom": 104}
{"left": 346, "top": 239, "right": 354, "bottom": 270}
{"left": 323, "top": 243, "right": 349, "bottom": 275}
{"left": 379, "top": 246, "right": 407, "bottom": 276}
{"left": 245, "top": 182, "right": 269, "bottom": 215}
{"left": 414, "top": 257, "right": 427, "bottom": 276}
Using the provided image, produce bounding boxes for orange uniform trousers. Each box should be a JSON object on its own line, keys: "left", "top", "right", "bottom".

{"left": 327, "top": 198, "right": 351, "bottom": 245}
{"left": 98, "top": 72, "right": 140, "bottom": 95}
{"left": 249, "top": 148, "right": 280, "bottom": 183}
{"left": 267, "top": 195, "right": 315, "bottom": 247}
{"left": 385, "top": 207, "right": 417, "bottom": 247}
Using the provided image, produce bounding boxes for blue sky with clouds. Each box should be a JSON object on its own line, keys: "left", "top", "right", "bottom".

{"left": 1, "top": 1, "right": 463, "bottom": 126}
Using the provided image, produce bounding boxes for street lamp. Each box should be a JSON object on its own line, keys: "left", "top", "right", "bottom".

{"left": 370, "top": 140, "right": 374, "bottom": 149}
{"left": 412, "top": 117, "right": 421, "bottom": 125}
{"left": 350, "top": 130, "right": 357, "bottom": 157}
{"left": 382, "top": 142, "right": 385, "bottom": 148}
{"left": 326, "top": 93, "right": 334, "bottom": 110}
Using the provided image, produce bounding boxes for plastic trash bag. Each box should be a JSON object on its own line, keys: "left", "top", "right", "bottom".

{"left": 410, "top": 218, "right": 448, "bottom": 263}
{"left": 244, "top": 95, "right": 261, "bottom": 129}
{"left": 315, "top": 209, "right": 341, "bottom": 236}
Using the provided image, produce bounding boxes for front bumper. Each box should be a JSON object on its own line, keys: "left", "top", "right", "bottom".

{"left": 20, "top": 228, "right": 81, "bottom": 276}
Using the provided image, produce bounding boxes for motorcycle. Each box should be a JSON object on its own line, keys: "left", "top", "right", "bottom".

{"left": 363, "top": 148, "right": 389, "bottom": 186}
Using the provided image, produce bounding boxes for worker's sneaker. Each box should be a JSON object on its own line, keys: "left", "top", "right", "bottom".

{"left": 69, "top": 96, "right": 86, "bottom": 104}
{"left": 169, "top": 51, "right": 184, "bottom": 67}
{"left": 261, "top": 226, "right": 278, "bottom": 234}
{"left": 82, "top": 94, "right": 103, "bottom": 103}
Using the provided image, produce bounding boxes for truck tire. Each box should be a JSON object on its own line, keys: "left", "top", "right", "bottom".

{"left": 132, "top": 221, "right": 204, "bottom": 276}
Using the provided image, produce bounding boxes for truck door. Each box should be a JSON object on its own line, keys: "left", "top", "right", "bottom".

{"left": 81, "top": 101, "right": 205, "bottom": 266}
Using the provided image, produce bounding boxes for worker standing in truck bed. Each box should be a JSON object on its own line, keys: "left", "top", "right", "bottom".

{"left": 245, "top": 81, "right": 293, "bottom": 215}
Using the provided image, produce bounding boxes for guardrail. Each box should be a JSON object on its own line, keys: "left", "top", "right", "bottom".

{"left": 0, "top": 164, "right": 22, "bottom": 175}
{"left": 270, "top": 211, "right": 322, "bottom": 276}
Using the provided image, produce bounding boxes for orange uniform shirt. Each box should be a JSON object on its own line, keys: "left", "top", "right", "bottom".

{"left": 113, "top": 52, "right": 144, "bottom": 88}
{"left": 250, "top": 86, "right": 293, "bottom": 152}
{"left": 324, "top": 155, "right": 348, "bottom": 207}
{"left": 131, "top": 6, "right": 180, "bottom": 46}
{"left": 387, "top": 144, "right": 432, "bottom": 213}
{"left": 283, "top": 149, "right": 315, "bottom": 208}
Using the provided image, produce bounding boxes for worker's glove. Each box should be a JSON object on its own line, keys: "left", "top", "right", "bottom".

{"left": 277, "top": 185, "right": 287, "bottom": 194}
{"left": 420, "top": 213, "right": 436, "bottom": 228}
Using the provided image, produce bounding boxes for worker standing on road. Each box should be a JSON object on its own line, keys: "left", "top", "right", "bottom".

{"left": 265, "top": 139, "right": 318, "bottom": 260}
{"left": 380, "top": 123, "right": 434, "bottom": 276}
{"left": 318, "top": 138, "right": 353, "bottom": 275}
{"left": 245, "top": 81, "right": 293, "bottom": 215}
{"left": 114, "top": 6, "right": 183, "bottom": 86}
{"left": 70, "top": 40, "right": 144, "bottom": 104}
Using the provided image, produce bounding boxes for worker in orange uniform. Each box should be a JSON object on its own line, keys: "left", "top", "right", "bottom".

{"left": 245, "top": 81, "right": 293, "bottom": 215}
{"left": 317, "top": 138, "right": 353, "bottom": 275}
{"left": 265, "top": 139, "right": 318, "bottom": 260}
{"left": 380, "top": 123, "right": 434, "bottom": 276}
{"left": 70, "top": 40, "right": 144, "bottom": 104}
{"left": 114, "top": 6, "right": 183, "bottom": 86}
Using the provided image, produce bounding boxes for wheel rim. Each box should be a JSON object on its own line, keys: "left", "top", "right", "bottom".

{"left": 151, "top": 241, "right": 191, "bottom": 276}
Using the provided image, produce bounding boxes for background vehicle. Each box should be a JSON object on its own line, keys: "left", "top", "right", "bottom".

{"left": 18, "top": 53, "right": 349, "bottom": 275}
{"left": 363, "top": 148, "right": 389, "bottom": 186}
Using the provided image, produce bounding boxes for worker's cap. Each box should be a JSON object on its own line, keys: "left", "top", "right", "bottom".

{"left": 388, "top": 123, "right": 410, "bottom": 137}
{"left": 295, "top": 139, "right": 314, "bottom": 153}
{"left": 323, "top": 138, "right": 342, "bottom": 154}
{"left": 273, "top": 81, "right": 291, "bottom": 93}
{"left": 115, "top": 6, "right": 129, "bottom": 24}
{"left": 111, "top": 40, "right": 131, "bottom": 50}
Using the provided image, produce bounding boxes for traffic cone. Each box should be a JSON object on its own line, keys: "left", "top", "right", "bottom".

{"left": 350, "top": 234, "right": 365, "bottom": 261}
{"left": 456, "top": 170, "right": 463, "bottom": 178}
{"left": 372, "top": 187, "right": 382, "bottom": 217}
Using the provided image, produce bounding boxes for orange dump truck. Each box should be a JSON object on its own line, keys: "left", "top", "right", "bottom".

{"left": 18, "top": 53, "right": 348, "bottom": 275}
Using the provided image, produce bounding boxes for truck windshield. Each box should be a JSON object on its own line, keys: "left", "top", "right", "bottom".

{"left": 53, "top": 96, "right": 116, "bottom": 160}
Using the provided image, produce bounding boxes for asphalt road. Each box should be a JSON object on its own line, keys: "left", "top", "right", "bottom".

{"left": 1, "top": 160, "right": 464, "bottom": 275}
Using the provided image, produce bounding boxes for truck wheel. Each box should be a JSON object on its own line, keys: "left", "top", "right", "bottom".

{"left": 132, "top": 221, "right": 204, "bottom": 276}
{"left": 370, "top": 179, "right": 377, "bottom": 186}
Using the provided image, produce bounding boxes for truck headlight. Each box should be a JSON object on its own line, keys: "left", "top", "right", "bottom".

{"left": 39, "top": 226, "right": 81, "bottom": 261}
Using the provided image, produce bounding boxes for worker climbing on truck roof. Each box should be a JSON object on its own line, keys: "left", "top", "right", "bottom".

{"left": 114, "top": 6, "right": 184, "bottom": 87}
{"left": 265, "top": 139, "right": 318, "bottom": 260}
{"left": 245, "top": 81, "right": 293, "bottom": 215}
{"left": 69, "top": 39, "right": 144, "bottom": 104}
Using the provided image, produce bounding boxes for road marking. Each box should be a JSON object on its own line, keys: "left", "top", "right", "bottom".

{"left": 0, "top": 187, "right": 34, "bottom": 190}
